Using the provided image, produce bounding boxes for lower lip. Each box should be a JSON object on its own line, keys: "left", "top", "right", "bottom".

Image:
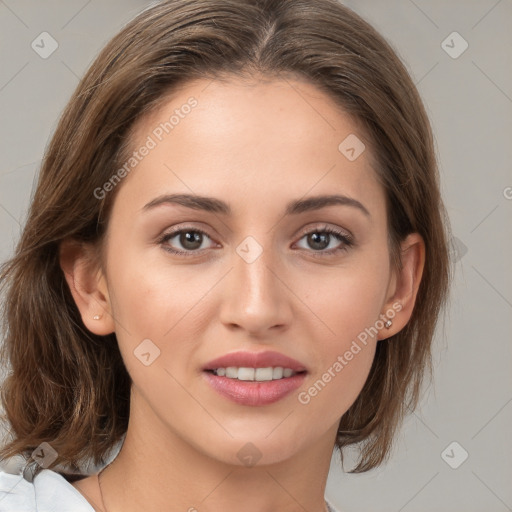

{"left": 203, "top": 371, "right": 307, "bottom": 406}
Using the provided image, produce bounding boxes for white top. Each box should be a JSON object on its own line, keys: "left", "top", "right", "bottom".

{"left": 0, "top": 469, "right": 341, "bottom": 511}
{"left": 0, "top": 469, "right": 94, "bottom": 511}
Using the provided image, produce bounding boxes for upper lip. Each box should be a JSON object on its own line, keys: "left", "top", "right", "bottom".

{"left": 203, "top": 350, "right": 308, "bottom": 372}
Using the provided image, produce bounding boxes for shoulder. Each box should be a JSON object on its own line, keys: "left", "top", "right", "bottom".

{"left": 0, "top": 469, "right": 95, "bottom": 512}
{"left": 0, "top": 470, "right": 34, "bottom": 511}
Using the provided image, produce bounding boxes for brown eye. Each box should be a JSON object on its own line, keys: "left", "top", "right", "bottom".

{"left": 295, "top": 226, "right": 354, "bottom": 256}
{"left": 159, "top": 228, "right": 216, "bottom": 256}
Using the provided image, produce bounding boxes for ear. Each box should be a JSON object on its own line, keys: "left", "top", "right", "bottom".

{"left": 377, "top": 232, "right": 425, "bottom": 341}
{"left": 59, "top": 238, "right": 115, "bottom": 336}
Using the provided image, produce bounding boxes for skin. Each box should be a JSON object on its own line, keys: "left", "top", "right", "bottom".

{"left": 60, "top": 74, "right": 425, "bottom": 512}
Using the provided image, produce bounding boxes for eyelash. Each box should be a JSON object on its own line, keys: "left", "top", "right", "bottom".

{"left": 158, "top": 224, "right": 354, "bottom": 259}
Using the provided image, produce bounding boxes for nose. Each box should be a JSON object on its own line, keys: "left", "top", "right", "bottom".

{"left": 218, "top": 240, "right": 293, "bottom": 336}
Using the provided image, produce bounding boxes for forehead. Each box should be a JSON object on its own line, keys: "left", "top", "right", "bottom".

{"left": 113, "top": 76, "right": 385, "bottom": 220}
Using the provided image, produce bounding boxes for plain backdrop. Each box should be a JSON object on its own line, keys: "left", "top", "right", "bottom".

{"left": 0, "top": 1, "right": 511, "bottom": 511}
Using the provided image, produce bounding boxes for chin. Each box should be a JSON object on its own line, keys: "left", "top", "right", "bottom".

{"left": 202, "top": 430, "right": 310, "bottom": 468}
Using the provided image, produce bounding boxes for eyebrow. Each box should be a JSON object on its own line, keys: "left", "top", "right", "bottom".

{"left": 142, "top": 193, "right": 371, "bottom": 217}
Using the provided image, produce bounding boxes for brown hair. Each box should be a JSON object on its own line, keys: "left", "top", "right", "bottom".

{"left": 0, "top": 0, "right": 452, "bottom": 475}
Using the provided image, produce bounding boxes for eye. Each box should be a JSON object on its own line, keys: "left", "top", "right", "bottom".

{"left": 158, "top": 224, "right": 354, "bottom": 258}
{"left": 158, "top": 227, "right": 217, "bottom": 256}
{"left": 294, "top": 224, "right": 354, "bottom": 256}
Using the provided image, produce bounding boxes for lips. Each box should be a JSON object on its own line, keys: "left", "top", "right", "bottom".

{"left": 202, "top": 350, "right": 308, "bottom": 406}
{"left": 203, "top": 350, "right": 308, "bottom": 372}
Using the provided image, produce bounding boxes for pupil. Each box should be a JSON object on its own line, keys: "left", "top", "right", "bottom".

{"left": 177, "top": 231, "right": 332, "bottom": 252}
{"left": 309, "top": 232, "right": 329, "bottom": 250}
{"left": 181, "top": 231, "right": 202, "bottom": 250}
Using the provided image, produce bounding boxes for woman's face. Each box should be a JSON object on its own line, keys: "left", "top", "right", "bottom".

{"left": 96, "top": 75, "right": 401, "bottom": 466}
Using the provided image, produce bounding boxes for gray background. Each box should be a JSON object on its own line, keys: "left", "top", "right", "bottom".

{"left": 0, "top": 1, "right": 511, "bottom": 511}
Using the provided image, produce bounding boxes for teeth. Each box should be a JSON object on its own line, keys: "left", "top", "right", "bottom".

{"left": 272, "top": 367, "right": 283, "bottom": 379}
{"left": 212, "top": 366, "right": 298, "bottom": 381}
{"left": 238, "top": 367, "right": 255, "bottom": 381}
{"left": 226, "top": 367, "right": 238, "bottom": 378}
{"left": 255, "top": 367, "right": 273, "bottom": 381}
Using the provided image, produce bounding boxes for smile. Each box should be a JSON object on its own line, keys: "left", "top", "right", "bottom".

{"left": 208, "top": 366, "right": 300, "bottom": 381}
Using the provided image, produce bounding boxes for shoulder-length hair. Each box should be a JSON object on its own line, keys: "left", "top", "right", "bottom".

{"left": 0, "top": 0, "right": 452, "bottom": 475}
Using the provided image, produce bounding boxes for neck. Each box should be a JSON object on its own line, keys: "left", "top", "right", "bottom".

{"left": 99, "top": 386, "right": 337, "bottom": 512}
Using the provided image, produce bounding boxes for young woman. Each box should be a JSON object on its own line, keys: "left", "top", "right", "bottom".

{"left": 0, "top": 0, "right": 451, "bottom": 511}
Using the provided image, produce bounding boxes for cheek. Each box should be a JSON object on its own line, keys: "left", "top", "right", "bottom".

{"left": 296, "top": 279, "right": 381, "bottom": 424}
{"left": 294, "top": 253, "right": 389, "bottom": 414}
{"left": 105, "top": 247, "right": 216, "bottom": 378}
{"left": 106, "top": 246, "right": 197, "bottom": 335}
{"left": 296, "top": 342, "right": 376, "bottom": 436}
{"left": 302, "top": 256, "right": 389, "bottom": 348}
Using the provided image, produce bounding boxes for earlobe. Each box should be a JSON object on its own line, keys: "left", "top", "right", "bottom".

{"left": 378, "top": 233, "right": 425, "bottom": 340}
{"left": 59, "top": 239, "right": 115, "bottom": 336}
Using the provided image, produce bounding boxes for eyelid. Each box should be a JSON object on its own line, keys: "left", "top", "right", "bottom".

{"left": 157, "top": 225, "right": 218, "bottom": 252}
{"left": 292, "top": 223, "right": 354, "bottom": 255}
{"left": 158, "top": 222, "right": 354, "bottom": 256}
{"left": 296, "top": 222, "right": 353, "bottom": 241}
